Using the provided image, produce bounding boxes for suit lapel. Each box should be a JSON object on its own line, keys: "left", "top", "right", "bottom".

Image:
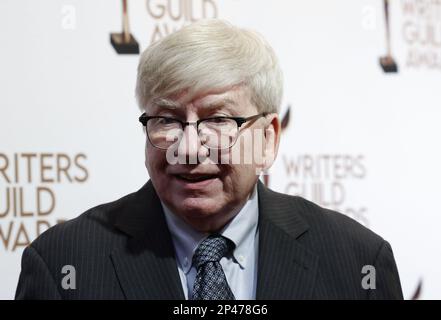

{"left": 256, "top": 181, "right": 319, "bottom": 299}
{"left": 108, "top": 180, "right": 318, "bottom": 299}
{"left": 110, "top": 181, "right": 185, "bottom": 300}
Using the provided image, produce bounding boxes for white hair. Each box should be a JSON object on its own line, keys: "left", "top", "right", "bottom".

{"left": 135, "top": 19, "right": 283, "bottom": 114}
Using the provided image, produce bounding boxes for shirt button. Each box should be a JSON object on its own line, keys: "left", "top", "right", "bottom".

{"left": 238, "top": 255, "right": 245, "bottom": 263}
{"left": 183, "top": 258, "right": 189, "bottom": 267}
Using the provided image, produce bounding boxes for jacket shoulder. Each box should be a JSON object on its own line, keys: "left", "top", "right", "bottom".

{"left": 30, "top": 189, "right": 139, "bottom": 253}
{"left": 265, "top": 187, "right": 385, "bottom": 250}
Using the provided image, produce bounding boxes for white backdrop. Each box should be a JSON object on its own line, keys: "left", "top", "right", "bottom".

{"left": 1, "top": 0, "right": 440, "bottom": 299}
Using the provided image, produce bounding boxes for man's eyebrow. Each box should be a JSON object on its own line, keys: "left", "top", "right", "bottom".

{"left": 203, "top": 98, "right": 237, "bottom": 110}
{"left": 152, "top": 97, "right": 238, "bottom": 112}
{"left": 151, "top": 98, "right": 182, "bottom": 109}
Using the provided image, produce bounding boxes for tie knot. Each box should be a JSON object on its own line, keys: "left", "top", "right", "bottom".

{"left": 193, "top": 235, "right": 234, "bottom": 268}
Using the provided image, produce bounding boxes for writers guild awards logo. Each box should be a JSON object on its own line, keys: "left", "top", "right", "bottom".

{"left": 0, "top": 152, "right": 88, "bottom": 252}
{"left": 379, "top": 0, "right": 399, "bottom": 73}
{"left": 110, "top": 0, "right": 140, "bottom": 54}
{"left": 402, "top": 0, "right": 441, "bottom": 70}
{"left": 109, "top": 0, "right": 219, "bottom": 54}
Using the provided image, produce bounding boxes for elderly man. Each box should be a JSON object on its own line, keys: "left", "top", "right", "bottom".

{"left": 16, "top": 19, "right": 403, "bottom": 300}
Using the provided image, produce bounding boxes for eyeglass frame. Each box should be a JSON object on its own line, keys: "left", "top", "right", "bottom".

{"left": 138, "top": 112, "right": 268, "bottom": 150}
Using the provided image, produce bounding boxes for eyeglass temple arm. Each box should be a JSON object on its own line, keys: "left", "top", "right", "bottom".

{"left": 237, "top": 113, "right": 268, "bottom": 127}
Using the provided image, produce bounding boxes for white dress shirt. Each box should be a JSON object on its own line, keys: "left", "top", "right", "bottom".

{"left": 162, "top": 184, "right": 259, "bottom": 300}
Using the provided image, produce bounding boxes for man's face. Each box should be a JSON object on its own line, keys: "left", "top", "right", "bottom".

{"left": 144, "top": 85, "right": 280, "bottom": 231}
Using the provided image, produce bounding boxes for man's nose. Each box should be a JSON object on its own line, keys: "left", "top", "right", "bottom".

{"left": 177, "top": 123, "right": 204, "bottom": 164}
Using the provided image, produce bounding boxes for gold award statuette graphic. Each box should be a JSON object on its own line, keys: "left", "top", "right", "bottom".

{"left": 110, "top": 0, "right": 140, "bottom": 54}
{"left": 379, "top": 0, "right": 398, "bottom": 72}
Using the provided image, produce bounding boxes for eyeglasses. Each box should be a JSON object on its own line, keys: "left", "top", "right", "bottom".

{"left": 139, "top": 113, "right": 267, "bottom": 150}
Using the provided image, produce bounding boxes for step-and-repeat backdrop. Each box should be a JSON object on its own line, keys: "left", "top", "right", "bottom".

{"left": 1, "top": 0, "right": 440, "bottom": 299}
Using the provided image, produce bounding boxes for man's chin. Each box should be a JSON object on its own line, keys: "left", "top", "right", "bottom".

{"left": 172, "top": 197, "right": 221, "bottom": 218}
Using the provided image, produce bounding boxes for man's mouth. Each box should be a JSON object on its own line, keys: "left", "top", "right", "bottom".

{"left": 175, "top": 174, "right": 218, "bottom": 183}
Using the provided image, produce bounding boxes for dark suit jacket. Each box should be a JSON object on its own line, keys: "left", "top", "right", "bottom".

{"left": 15, "top": 180, "right": 403, "bottom": 299}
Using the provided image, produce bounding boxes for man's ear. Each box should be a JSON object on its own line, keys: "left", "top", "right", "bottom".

{"left": 262, "top": 113, "right": 281, "bottom": 170}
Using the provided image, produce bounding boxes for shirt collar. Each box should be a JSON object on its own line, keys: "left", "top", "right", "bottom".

{"left": 162, "top": 184, "right": 259, "bottom": 274}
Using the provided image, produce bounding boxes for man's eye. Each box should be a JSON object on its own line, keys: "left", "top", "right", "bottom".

{"left": 159, "top": 118, "right": 176, "bottom": 124}
{"left": 210, "top": 118, "right": 229, "bottom": 123}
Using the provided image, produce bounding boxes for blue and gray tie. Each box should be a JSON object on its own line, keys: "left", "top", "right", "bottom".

{"left": 191, "top": 234, "right": 235, "bottom": 300}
